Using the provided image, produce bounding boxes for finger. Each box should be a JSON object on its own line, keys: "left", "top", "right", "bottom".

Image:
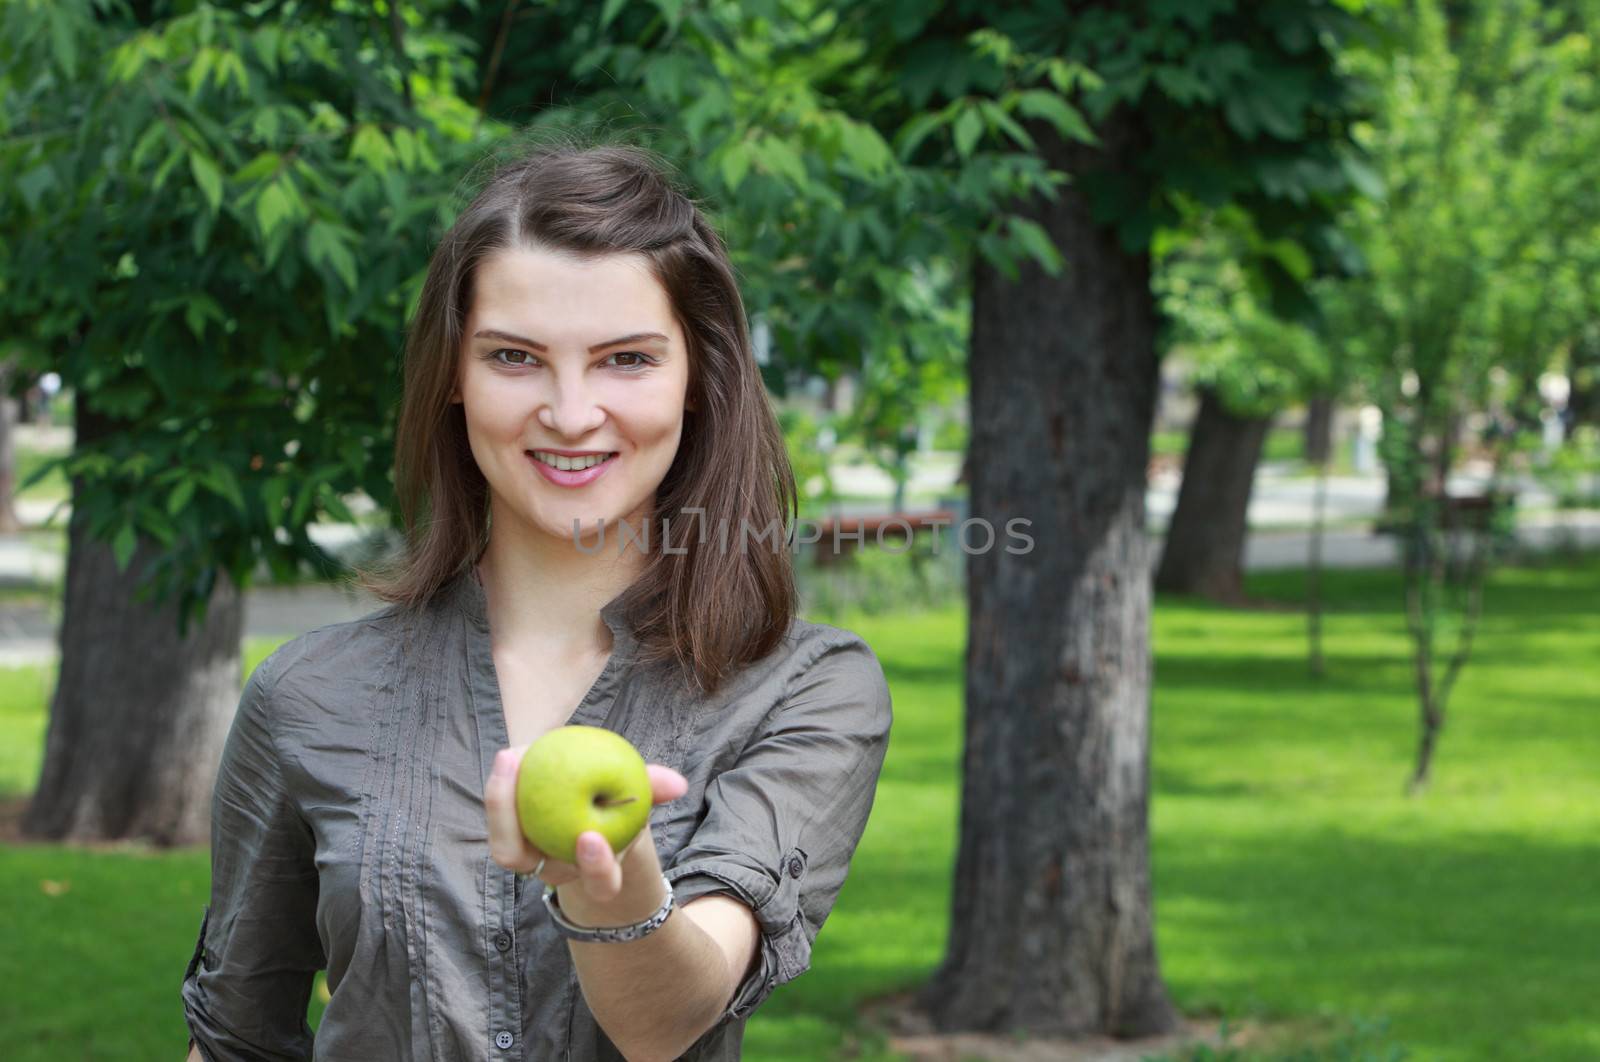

{"left": 486, "top": 747, "right": 541, "bottom": 873}
{"left": 575, "top": 829, "right": 624, "bottom": 901}
{"left": 646, "top": 764, "right": 688, "bottom": 806}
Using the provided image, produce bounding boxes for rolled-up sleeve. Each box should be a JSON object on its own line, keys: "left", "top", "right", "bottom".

{"left": 664, "top": 633, "right": 894, "bottom": 1025}
{"left": 180, "top": 650, "right": 324, "bottom": 1060}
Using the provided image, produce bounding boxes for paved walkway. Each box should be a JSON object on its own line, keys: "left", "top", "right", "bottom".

{"left": 3, "top": 469, "right": 1596, "bottom": 666}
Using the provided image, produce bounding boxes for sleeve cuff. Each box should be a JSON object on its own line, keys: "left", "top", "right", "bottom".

{"left": 665, "top": 847, "right": 813, "bottom": 1022}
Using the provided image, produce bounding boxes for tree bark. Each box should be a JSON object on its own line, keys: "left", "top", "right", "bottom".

{"left": 1570, "top": 332, "right": 1598, "bottom": 431}
{"left": 22, "top": 390, "right": 243, "bottom": 847}
{"left": 0, "top": 357, "right": 24, "bottom": 533}
{"left": 916, "top": 112, "right": 1180, "bottom": 1039}
{"left": 1154, "top": 386, "right": 1273, "bottom": 601}
{"left": 1303, "top": 393, "right": 1333, "bottom": 467}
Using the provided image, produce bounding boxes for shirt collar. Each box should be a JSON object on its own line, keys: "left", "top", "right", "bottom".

{"left": 454, "top": 565, "right": 639, "bottom": 662}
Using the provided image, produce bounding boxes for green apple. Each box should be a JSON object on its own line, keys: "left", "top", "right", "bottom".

{"left": 513, "top": 725, "right": 652, "bottom": 865}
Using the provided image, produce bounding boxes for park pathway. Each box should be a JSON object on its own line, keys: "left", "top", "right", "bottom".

{"left": 2, "top": 480, "right": 1596, "bottom": 666}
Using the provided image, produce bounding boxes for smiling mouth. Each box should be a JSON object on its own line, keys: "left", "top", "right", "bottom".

{"left": 527, "top": 451, "right": 618, "bottom": 472}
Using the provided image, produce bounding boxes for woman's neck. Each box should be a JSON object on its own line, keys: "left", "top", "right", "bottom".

{"left": 475, "top": 528, "right": 643, "bottom": 658}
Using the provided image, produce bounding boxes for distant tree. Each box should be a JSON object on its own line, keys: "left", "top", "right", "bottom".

{"left": 0, "top": 0, "right": 484, "bottom": 843}
{"left": 0, "top": 353, "right": 26, "bottom": 532}
{"left": 1154, "top": 208, "right": 1336, "bottom": 602}
{"left": 1323, "top": 0, "right": 1600, "bottom": 792}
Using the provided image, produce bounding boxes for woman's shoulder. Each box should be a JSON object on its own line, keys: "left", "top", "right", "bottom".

{"left": 244, "top": 598, "right": 418, "bottom": 716}
{"left": 765, "top": 616, "right": 891, "bottom": 708}
{"left": 777, "top": 615, "right": 877, "bottom": 661}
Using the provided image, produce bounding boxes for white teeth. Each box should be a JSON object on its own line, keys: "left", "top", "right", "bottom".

{"left": 533, "top": 452, "right": 612, "bottom": 472}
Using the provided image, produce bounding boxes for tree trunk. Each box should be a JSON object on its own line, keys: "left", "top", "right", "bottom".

{"left": 916, "top": 112, "right": 1180, "bottom": 1039}
{"left": 1306, "top": 453, "right": 1330, "bottom": 679}
{"left": 22, "top": 391, "right": 243, "bottom": 847}
{"left": 1569, "top": 332, "right": 1598, "bottom": 431}
{"left": 1154, "top": 386, "right": 1273, "bottom": 601}
{"left": 0, "top": 357, "right": 24, "bottom": 533}
{"left": 1303, "top": 393, "right": 1333, "bottom": 467}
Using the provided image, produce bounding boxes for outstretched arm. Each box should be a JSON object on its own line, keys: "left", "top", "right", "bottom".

{"left": 485, "top": 754, "right": 758, "bottom": 1060}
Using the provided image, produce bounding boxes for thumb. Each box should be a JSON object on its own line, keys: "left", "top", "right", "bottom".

{"left": 646, "top": 764, "right": 688, "bottom": 805}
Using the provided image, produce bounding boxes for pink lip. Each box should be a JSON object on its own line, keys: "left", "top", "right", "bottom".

{"left": 526, "top": 450, "right": 617, "bottom": 488}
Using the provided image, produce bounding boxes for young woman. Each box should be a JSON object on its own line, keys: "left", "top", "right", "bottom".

{"left": 179, "top": 142, "right": 893, "bottom": 1061}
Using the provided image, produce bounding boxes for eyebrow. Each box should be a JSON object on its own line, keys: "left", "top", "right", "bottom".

{"left": 472, "top": 329, "right": 670, "bottom": 353}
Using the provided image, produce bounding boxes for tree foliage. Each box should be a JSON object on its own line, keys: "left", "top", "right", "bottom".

{"left": 0, "top": 0, "right": 489, "bottom": 630}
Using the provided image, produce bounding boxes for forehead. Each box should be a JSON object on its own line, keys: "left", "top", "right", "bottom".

{"left": 469, "top": 246, "right": 674, "bottom": 324}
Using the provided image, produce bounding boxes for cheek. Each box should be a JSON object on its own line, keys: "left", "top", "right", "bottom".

{"left": 462, "top": 385, "right": 525, "bottom": 438}
{"left": 617, "top": 386, "right": 687, "bottom": 446}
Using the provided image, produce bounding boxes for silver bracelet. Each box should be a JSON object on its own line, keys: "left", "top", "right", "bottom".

{"left": 542, "top": 873, "right": 676, "bottom": 944}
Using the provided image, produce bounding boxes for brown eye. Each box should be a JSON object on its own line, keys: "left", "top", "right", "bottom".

{"left": 607, "top": 351, "right": 655, "bottom": 370}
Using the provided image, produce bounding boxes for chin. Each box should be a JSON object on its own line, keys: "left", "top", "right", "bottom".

{"left": 537, "top": 512, "right": 619, "bottom": 543}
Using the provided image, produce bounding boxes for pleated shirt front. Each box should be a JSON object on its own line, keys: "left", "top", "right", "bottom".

{"left": 180, "top": 567, "right": 893, "bottom": 1061}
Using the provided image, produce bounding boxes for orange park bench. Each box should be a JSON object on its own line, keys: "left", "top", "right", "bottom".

{"left": 804, "top": 509, "right": 958, "bottom": 567}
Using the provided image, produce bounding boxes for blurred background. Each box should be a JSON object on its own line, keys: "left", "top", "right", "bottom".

{"left": 1, "top": 0, "right": 1597, "bottom": 1059}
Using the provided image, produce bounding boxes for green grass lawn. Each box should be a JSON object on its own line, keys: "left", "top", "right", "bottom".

{"left": 3, "top": 557, "right": 1598, "bottom": 1060}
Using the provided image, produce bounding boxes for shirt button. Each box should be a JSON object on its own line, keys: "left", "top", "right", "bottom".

{"left": 494, "top": 931, "right": 512, "bottom": 953}
{"left": 494, "top": 1030, "right": 514, "bottom": 1050}
{"left": 787, "top": 855, "right": 804, "bottom": 879}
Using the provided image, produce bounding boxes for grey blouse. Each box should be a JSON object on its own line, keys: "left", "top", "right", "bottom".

{"left": 179, "top": 567, "right": 893, "bottom": 1061}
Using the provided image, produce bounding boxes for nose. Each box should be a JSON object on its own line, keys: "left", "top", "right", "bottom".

{"left": 537, "top": 370, "right": 606, "bottom": 439}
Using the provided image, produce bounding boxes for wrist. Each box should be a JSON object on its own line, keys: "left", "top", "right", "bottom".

{"left": 554, "top": 827, "right": 665, "bottom": 927}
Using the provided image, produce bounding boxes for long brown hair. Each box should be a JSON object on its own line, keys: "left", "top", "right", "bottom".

{"left": 355, "top": 137, "right": 799, "bottom": 696}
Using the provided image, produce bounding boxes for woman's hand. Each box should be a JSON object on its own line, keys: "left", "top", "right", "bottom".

{"left": 485, "top": 745, "right": 688, "bottom": 914}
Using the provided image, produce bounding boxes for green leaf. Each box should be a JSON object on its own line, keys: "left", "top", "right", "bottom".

{"left": 153, "top": 145, "right": 186, "bottom": 191}
{"left": 601, "top": 0, "right": 629, "bottom": 30}
{"left": 1263, "top": 238, "right": 1313, "bottom": 282}
{"left": 183, "top": 294, "right": 225, "bottom": 339}
{"left": 319, "top": 486, "right": 355, "bottom": 524}
{"left": 186, "top": 48, "right": 217, "bottom": 98}
{"left": 1008, "top": 216, "right": 1064, "bottom": 276}
{"left": 217, "top": 50, "right": 249, "bottom": 94}
{"left": 137, "top": 503, "right": 177, "bottom": 547}
{"left": 1014, "top": 89, "right": 1095, "bottom": 144}
{"left": 718, "top": 141, "right": 753, "bottom": 191}
{"left": 650, "top": 0, "right": 685, "bottom": 27}
{"left": 190, "top": 151, "right": 224, "bottom": 212}
{"left": 235, "top": 152, "right": 281, "bottom": 184}
{"left": 350, "top": 125, "right": 395, "bottom": 173}
{"left": 255, "top": 180, "right": 294, "bottom": 240}
{"left": 262, "top": 474, "right": 292, "bottom": 521}
{"left": 251, "top": 106, "right": 283, "bottom": 142}
{"left": 980, "top": 100, "right": 1034, "bottom": 151}
{"left": 48, "top": 5, "right": 78, "bottom": 77}
{"left": 112, "top": 522, "right": 138, "bottom": 572}
{"left": 838, "top": 119, "right": 893, "bottom": 177}
{"left": 192, "top": 208, "right": 218, "bottom": 256}
{"left": 954, "top": 106, "right": 983, "bottom": 158}
{"left": 167, "top": 478, "right": 197, "bottom": 516}
{"left": 203, "top": 461, "right": 247, "bottom": 515}
{"left": 1340, "top": 154, "right": 1384, "bottom": 199}
{"left": 757, "top": 135, "right": 808, "bottom": 187}
{"left": 253, "top": 24, "right": 281, "bottom": 75}
{"left": 893, "top": 111, "right": 945, "bottom": 161}
{"left": 290, "top": 476, "right": 319, "bottom": 526}
{"left": 16, "top": 166, "right": 54, "bottom": 212}
{"left": 307, "top": 222, "right": 359, "bottom": 291}
{"left": 391, "top": 127, "right": 419, "bottom": 171}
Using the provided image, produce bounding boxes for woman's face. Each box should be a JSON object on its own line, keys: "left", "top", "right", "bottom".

{"left": 452, "top": 244, "right": 692, "bottom": 548}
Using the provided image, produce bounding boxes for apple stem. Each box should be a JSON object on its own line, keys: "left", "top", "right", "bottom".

{"left": 593, "top": 796, "right": 639, "bottom": 808}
